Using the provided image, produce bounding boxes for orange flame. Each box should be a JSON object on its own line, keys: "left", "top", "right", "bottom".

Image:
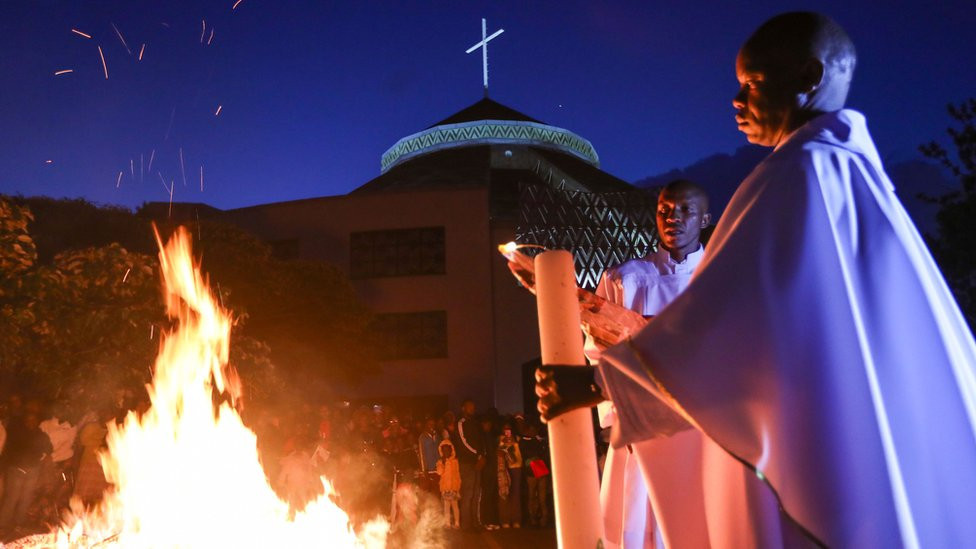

{"left": 53, "top": 227, "right": 388, "bottom": 547}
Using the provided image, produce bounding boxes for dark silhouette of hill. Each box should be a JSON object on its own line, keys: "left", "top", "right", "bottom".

{"left": 634, "top": 146, "right": 952, "bottom": 234}
{"left": 634, "top": 145, "right": 769, "bottom": 216}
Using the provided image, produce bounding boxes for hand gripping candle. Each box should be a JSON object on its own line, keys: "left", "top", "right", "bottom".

{"left": 534, "top": 250, "right": 604, "bottom": 549}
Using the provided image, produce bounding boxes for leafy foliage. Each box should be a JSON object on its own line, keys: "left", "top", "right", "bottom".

{"left": 0, "top": 200, "right": 40, "bottom": 363}
{"left": 0, "top": 197, "right": 376, "bottom": 411}
{"left": 920, "top": 98, "right": 976, "bottom": 328}
{"left": 0, "top": 209, "right": 164, "bottom": 404}
{"left": 9, "top": 196, "right": 155, "bottom": 263}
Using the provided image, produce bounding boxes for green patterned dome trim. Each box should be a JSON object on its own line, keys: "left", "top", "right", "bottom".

{"left": 381, "top": 120, "right": 600, "bottom": 172}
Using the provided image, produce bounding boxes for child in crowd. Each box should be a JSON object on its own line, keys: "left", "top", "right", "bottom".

{"left": 497, "top": 424, "right": 522, "bottom": 528}
{"left": 436, "top": 439, "right": 461, "bottom": 529}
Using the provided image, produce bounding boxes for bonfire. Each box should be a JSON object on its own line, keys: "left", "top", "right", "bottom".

{"left": 13, "top": 228, "right": 388, "bottom": 548}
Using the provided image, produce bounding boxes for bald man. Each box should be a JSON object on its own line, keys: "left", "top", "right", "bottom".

{"left": 540, "top": 11, "right": 976, "bottom": 548}
{"left": 589, "top": 179, "right": 711, "bottom": 548}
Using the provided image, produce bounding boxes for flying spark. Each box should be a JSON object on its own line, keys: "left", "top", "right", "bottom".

{"left": 150, "top": 324, "right": 154, "bottom": 340}
{"left": 180, "top": 147, "right": 187, "bottom": 187}
{"left": 148, "top": 149, "right": 155, "bottom": 173}
{"left": 207, "top": 28, "right": 215, "bottom": 45}
{"left": 164, "top": 107, "right": 176, "bottom": 141}
{"left": 158, "top": 172, "right": 170, "bottom": 193}
{"left": 116, "top": 170, "right": 123, "bottom": 188}
{"left": 215, "top": 104, "right": 222, "bottom": 116}
{"left": 232, "top": 0, "right": 244, "bottom": 9}
{"left": 130, "top": 159, "right": 135, "bottom": 178}
{"left": 45, "top": 160, "right": 53, "bottom": 164}
{"left": 54, "top": 69, "right": 73, "bottom": 76}
{"left": 139, "top": 43, "right": 146, "bottom": 61}
{"left": 168, "top": 180, "right": 175, "bottom": 217}
{"left": 201, "top": 20, "right": 207, "bottom": 43}
{"left": 122, "top": 267, "right": 131, "bottom": 284}
{"left": 111, "top": 22, "right": 132, "bottom": 55}
{"left": 71, "top": 28, "right": 92, "bottom": 39}
{"left": 97, "top": 45, "right": 109, "bottom": 79}
{"left": 200, "top": 165, "right": 204, "bottom": 191}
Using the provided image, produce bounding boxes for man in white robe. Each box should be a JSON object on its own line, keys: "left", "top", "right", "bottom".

{"left": 590, "top": 180, "right": 710, "bottom": 549}
{"left": 539, "top": 11, "right": 976, "bottom": 548}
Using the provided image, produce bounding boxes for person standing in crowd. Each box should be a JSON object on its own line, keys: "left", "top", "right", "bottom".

{"left": 452, "top": 399, "right": 484, "bottom": 530}
{"left": 417, "top": 418, "right": 440, "bottom": 494}
{"left": 2, "top": 396, "right": 24, "bottom": 428}
{"left": 519, "top": 421, "right": 550, "bottom": 528}
{"left": 479, "top": 415, "right": 501, "bottom": 530}
{"left": 497, "top": 422, "right": 523, "bottom": 528}
{"left": 37, "top": 408, "right": 82, "bottom": 524}
{"left": 0, "top": 411, "right": 52, "bottom": 537}
{"left": 441, "top": 411, "right": 456, "bottom": 441}
{"left": 437, "top": 439, "right": 461, "bottom": 529}
{"left": 317, "top": 405, "right": 331, "bottom": 443}
{"left": 73, "top": 407, "right": 113, "bottom": 506}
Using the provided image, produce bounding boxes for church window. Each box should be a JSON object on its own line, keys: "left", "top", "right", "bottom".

{"left": 349, "top": 227, "right": 446, "bottom": 278}
{"left": 371, "top": 310, "right": 448, "bottom": 360}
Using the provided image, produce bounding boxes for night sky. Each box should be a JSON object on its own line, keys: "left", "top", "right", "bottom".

{"left": 2, "top": 1, "right": 973, "bottom": 211}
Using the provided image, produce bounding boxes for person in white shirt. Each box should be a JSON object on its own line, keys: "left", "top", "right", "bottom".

{"left": 39, "top": 414, "right": 78, "bottom": 465}
{"left": 589, "top": 180, "right": 710, "bottom": 548}
{"left": 539, "top": 11, "right": 976, "bottom": 548}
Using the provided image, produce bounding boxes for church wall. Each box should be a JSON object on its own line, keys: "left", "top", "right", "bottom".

{"left": 489, "top": 221, "right": 542, "bottom": 414}
{"left": 222, "top": 187, "right": 502, "bottom": 412}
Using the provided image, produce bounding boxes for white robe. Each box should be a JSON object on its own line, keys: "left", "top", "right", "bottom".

{"left": 598, "top": 403, "right": 654, "bottom": 549}
{"left": 599, "top": 110, "right": 976, "bottom": 547}
{"left": 593, "top": 248, "right": 708, "bottom": 549}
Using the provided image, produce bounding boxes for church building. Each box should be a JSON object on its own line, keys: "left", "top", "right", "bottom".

{"left": 159, "top": 96, "right": 653, "bottom": 414}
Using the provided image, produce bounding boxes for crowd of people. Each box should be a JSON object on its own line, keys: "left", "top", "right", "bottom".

{"left": 253, "top": 397, "right": 555, "bottom": 532}
{"left": 0, "top": 390, "right": 555, "bottom": 541}
{"left": 0, "top": 395, "right": 100, "bottom": 540}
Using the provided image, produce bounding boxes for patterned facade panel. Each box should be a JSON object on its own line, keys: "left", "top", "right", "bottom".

{"left": 381, "top": 120, "right": 600, "bottom": 172}
{"left": 516, "top": 183, "right": 659, "bottom": 290}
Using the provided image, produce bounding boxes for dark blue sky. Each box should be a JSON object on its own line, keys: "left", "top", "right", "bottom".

{"left": 1, "top": 1, "right": 973, "bottom": 210}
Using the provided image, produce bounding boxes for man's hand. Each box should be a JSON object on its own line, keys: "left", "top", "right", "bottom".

{"left": 535, "top": 365, "right": 606, "bottom": 423}
{"left": 506, "top": 260, "right": 536, "bottom": 294}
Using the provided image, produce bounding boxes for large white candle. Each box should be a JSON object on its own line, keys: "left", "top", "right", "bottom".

{"left": 534, "top": 250, "right": 605, "bottom": 549}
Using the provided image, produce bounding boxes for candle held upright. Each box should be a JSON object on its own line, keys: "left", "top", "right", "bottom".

{"left": 534, "top": 250, "right": 605, "bottom": 549}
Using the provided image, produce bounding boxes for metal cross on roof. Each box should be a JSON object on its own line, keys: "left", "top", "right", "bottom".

{"left": 465, "top": 18, "right": 504, "bottom": 96}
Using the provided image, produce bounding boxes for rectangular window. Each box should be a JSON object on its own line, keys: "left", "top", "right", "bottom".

{"left": 372, "top": 311, "right": 448, "bottom": 360}
{"left": 349, "top": 226, "right": 445, "bottom": 279}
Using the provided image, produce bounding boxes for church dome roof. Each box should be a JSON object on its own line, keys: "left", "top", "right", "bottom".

{"left": 427, "top": 98, "right": 540, "bottom": 127}
{"left": 380, "top": 98, "right": 599, "bottom": 173}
